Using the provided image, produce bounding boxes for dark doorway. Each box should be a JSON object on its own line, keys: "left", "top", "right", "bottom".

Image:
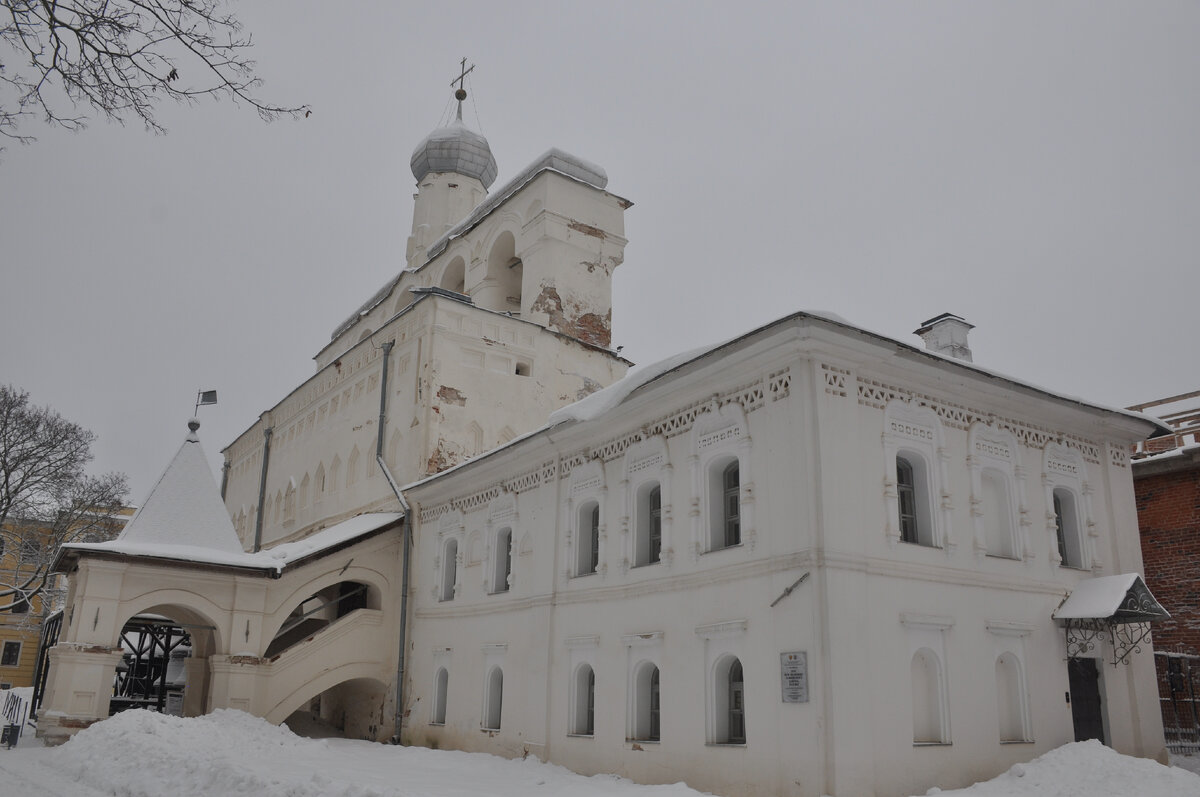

{"left": 1068, "top": 657, "right": 1105, "bottom": 743}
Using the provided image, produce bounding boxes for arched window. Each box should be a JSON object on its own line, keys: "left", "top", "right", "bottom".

{"left": 440, "top": 538, "right": 458, "bottom": 602}
{"left": 912, "top": 648, "right": 946, "bottom": 744}
{"left": 483, "top": 666, "right": 503, "bottom": 730}
{"left": 995, "top": 653, "right": 1028, "bottom": 742}
{"left": 432, "top": 667, "right": 449, "bottom": 725}
{"left": 707, "top": 457, "right": 741, "bottom": 551}
{"left": 896, "top": 453, "right": 935, "bottom": 547}
{"left": 631, "top": 662, "right": 660, "bottom": 742}
{"left": 897, "top": 457, "right": 917, "bottom": 543}
{"left": 1054, "top": 488, "right": 1084, "bottom": 569}
{"left": 981, "top": 469, "right": 1016, "bottom": 558}
{"left": 713, "top": 656, "right": 746, "bottom": 744}
{"left": 634, "top": 482, "right": 662, "bottom": 567}
{"left": 570, "top": 664, "right": 596, "bottom": 736}
{"left": 576, "top": 501, "right": 600, "bottom": 576}
{"left": 491, "top": 528, "right": 512, "bottom": 594}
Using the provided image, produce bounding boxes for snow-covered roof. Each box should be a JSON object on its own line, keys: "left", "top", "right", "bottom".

{"left": 1053, "top": 574, "right": 1169, "bottom": 623}
{"left": 62, "top": 512, "right": 404, "bottom": 575}
{"left": 114, "top": 423, "right": 244, "bottom": 554}
{"left": 405, "top": 308, "right": 1172, "bottom": 493}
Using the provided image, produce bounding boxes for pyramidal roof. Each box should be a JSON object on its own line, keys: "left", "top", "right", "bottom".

{"left": 117, "top": 420, "right": 244, "bottom": 554}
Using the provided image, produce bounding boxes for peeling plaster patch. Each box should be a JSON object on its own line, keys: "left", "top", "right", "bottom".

{"left": 437, "top": 386, "right": 467, "bottom": 406}
{"left": 575, "top": 311, "right": 611, "bottom": 348}
{"left": 568, "top": 220, "right": 606, "bottom": 239}
{"left": 529, "top": 284, "right": 612, "bottom": 348}
{"left": 426, "top": 438, "right": 465, "bottom": 475}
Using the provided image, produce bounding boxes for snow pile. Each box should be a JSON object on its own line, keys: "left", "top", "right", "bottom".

{"left": 929, "top": 740, "right": 1199, "bottom": 797}
{"left": 5, "top": 709, "right": 1197, "bottom": 797}
{"left": 47, "top": 709, "right": 709, "bottom": 797}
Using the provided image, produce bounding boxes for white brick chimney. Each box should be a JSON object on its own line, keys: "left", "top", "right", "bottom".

{"left": 914, "top": 313, "right": 974, "bottom": 362}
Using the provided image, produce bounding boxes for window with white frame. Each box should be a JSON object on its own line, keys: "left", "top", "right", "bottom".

{"left": 883, "top": 400, "right": 948, "bottom": 549}
{"left": 570, "top": 663, "right": 596, "bottom": 736}
{"left": 490, "top": 528, "right": 512, "bottom": 594}
{"left": 635, "top": 482, "right": 663, "bottom": 567}
{"left": 567, "top": 461, "right": 606, "bottom": 579}
{"left": 1043, "top": 442, "right": 1090, "bottom": 570}
{"left": 987, "top": 621, "right": 1033, "bottom": 743}
{"left": 432, "top": 667, "right": 449, "bottom": 725}
{"left": 902, "top": 613, "right": 953, "bottom": 745}
{"left": 440, "top": 537, "right": 459, "bottom": 602}
{"left": 483, "top": 666, "right": 503, "bottom": 730}
{"left": 1053, "top": 488, "right": 1084, "bottom": 569}
{"left": 968, "top": 423, "right": 1025, "bottom": 560}
{"left": 697, "top": 619, "right": 748, "bottom": 745}
{"left": 623, "top": 631, "right": 663, "bottom": 743}
{"left": 623, "top": 434, "right": 672, "bottom": 571}
{"left": 631, "top": 662, "right": 660, "bottom": 742}
{"left": 714, "top": 656, "right": 745, "bottom": 744}
{"left": 693, "top": 401, "right": 753, "bottom": 556}
{"left": 576, "top": 501, "right": 600, "bottom": 576}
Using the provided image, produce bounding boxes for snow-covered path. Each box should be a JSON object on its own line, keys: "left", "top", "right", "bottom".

{"left": 1, "top": 708, "right": 1199, "bottom": 797}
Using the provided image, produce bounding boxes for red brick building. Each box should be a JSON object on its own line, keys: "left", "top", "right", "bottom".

{"left": 1130, "top": 390, "right": 1200, "bottom": 749}
{"left": 1132, "top": 390, "right": 1200, "bottom": 654}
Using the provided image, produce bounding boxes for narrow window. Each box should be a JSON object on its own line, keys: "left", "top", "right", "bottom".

{"left": 432, "top": 667, "right": 448, "bottom": 725}
{"left": 649, "top": 667, "right": 661, "bottom": 741}
{"left": 576, "top": 502, "right": 599, "bottom": 576}
{"left": 982, "top": 469, "right": 1016, "bottom": 558}
{"left": 634, "top": 483, "right": 662, "bottom": 567}
{"left": 912, "top": 648, "right": 945, "bottom": 744}
{"left": 648, "top": 486, "right": 662, "bottom": 564}
{"left": 713, "top": 656, "right": 746, "bottom": 744}
{"left": 0, "top": 641, "right": 19, "bottom": 667}
{"left": 484, "top": 666, "right": 503, "bottom": 730}
{"left": 632, "top": 662, "right": 661, "bottom": 742}
{"left": 571, "top": 664, "right": 596, "bottom": 736}
{"left": 897, "top": 457, "right": 919, "bottom": 544}
{"left": 1054, "top": 488, "right": 1084, "bottom": 569}
{"left": 897, "top": 452, "right": 937, "bottom": 548}
{"left": 723, "top": 463, "right": 740, "bottom": 548}
{"left": 492, "top": 528, "right": 512, "bottom": 594}
{"left": 440, "top": 539, "right": 458, "bottom": 602}
{"left": 996, "top": 653, "right": 1028, "bottom": 742}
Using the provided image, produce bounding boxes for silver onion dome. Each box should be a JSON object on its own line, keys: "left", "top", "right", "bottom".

{"left": 410, "top": 108, "right": 499, "bottom": 189}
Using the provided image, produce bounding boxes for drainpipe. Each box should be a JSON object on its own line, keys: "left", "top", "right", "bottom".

{"left": 220, "top": 459, "right": 231, "bottom": 501}
{"left": 253, "top": 422, "right": 273, "bottom": 553}
{"left": 372, "top": 340, "right": 414, "bottom": 742}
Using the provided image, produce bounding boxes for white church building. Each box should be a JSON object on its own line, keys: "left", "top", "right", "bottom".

{"left": 38, "top": 83, "right": 1171, "bottom": 797}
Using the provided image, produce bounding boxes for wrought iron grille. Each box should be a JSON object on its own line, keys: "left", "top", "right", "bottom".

{"left": 1155, "top": 650, "right": 1200, "bottom": 755}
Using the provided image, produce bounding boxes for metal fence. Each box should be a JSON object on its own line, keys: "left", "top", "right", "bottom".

{"left": 1155, "top": 650, "right": 1200, "bottom": 754}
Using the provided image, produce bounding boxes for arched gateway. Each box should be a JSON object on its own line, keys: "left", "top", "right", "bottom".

{"left": 37, "top": 421, "right": 404, "bottom": 745}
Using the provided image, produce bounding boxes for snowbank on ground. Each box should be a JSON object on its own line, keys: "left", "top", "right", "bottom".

{"left": 928, "top": 739, "right": 1198, "bottom": 797}
{"left": 5, "top": 708, "right": 1198, "bottom": 797}
{"left": 50, "top": 709, "right": 709, "bottom": 797}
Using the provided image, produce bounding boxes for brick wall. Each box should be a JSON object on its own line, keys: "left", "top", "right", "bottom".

{"left": 1137, "top": 465, "right": 1200, "bottom": 654}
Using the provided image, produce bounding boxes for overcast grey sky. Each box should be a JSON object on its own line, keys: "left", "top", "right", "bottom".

{"left": 2, "top": 1, "right": 1198, "bottom": 503}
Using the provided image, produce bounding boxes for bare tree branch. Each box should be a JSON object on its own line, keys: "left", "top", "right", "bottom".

{"left": 0, "top": 385, "right": 129, "bottom": 615}
{"left": 0, "top": 0, "right": 306, "bottom": 149}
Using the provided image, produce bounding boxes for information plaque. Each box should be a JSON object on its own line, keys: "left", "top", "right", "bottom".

{"left": 780, "top": 651, "right": 808, "bottom": 703}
